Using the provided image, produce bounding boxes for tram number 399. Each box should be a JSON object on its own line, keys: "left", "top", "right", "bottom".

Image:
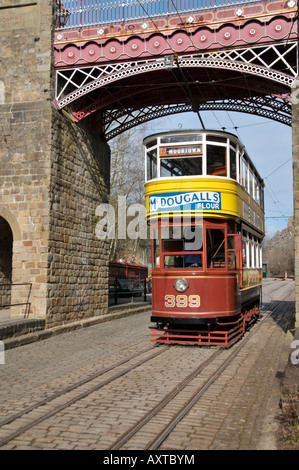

{"left": 164, "top": 294, "right": 200, "bottom": 308}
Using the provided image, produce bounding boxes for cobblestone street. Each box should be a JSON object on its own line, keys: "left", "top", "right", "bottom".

{"left": 0, "top": 279, "right": 296, "bottom": 451}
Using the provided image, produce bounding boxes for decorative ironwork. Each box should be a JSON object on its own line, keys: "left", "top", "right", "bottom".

{"left": 100, "top": 96, "right": 292, "bottom": 141}
{"left": 55, "top": 43, "right": 298, "bottom": 110}
{"left": 56, "top": 0, "right": 289, "bottom": 31}
{"left": 54, "top": 0, "right": 298, "bottom": 138}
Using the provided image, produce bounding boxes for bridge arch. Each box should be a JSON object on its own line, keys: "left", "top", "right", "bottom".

{"left": 0, "top": 207, "right": 22, "bottom": 313}
{"left": 54, "top": 0, "right": 297, "bottom": 140}
{"left": 0, "top": 206, "right": 22, "bottom": 242}
{"left": 56, "top": 54, "right": 295, "bottom": 112}
{"left": 101, "top": 98, "right": 292, "bottom": 141}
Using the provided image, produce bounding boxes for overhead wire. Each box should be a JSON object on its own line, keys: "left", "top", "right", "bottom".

{"left": 263, "top": 155, "right": 293, "bottom": 217}
{"left": 134, "top": 0, "right": 206, "bottom": 128}
{"left": 264, "top": 178, "right": 292, "bottom": 218}
{"left": 168, "top": 0, "right": 208, "bottom": 128}
{"left": 225, "top": 111, "right": 242, "bottom": 140}
{"left": 264, "top": 157, "right": 292, "bottom": 180}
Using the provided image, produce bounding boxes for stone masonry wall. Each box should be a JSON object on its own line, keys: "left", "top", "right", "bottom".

{"left": 0, "top": 0, "right": 53, "bottom": 318}
{"left": 47, "top": 110, "right": 110, "bottom": 328}
{"left": 0, "top": 0, "right": 110, "bottom": 323}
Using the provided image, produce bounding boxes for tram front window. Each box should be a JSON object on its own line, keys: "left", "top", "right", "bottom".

{"left": 147, "top": 149, "right": 157, "bottom": 180}
{"left": 160, "top": 156, "right": 202, "bottom": 177}
{"left": 162, "top": 225, "right": 203, "bottom": 268}
{"left": 207, "top": 145, "right": 227, "bottom": 176}
{"left": 230, "top": 149, "right": 237, "bottom": 180}
{"left": 206, "top": 229, "right": 226, "bottom": 268}
{"left": 152, "top": 229, "right": 160, "bottom": 267}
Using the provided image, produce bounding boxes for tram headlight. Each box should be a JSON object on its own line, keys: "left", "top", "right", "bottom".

{"left": 174, "top": 278, "right": 189, "bottom": 293}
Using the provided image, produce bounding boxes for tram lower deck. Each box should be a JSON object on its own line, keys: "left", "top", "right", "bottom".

{"left": 150, "top": 216, "right": 262, "bottom": 329}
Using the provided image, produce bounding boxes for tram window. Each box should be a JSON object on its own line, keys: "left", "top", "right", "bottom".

{"left": 160, "top": 156, "right": 202, "bottom": 177}
{"left": 256, "top": 244, "right": 260, "bottom": 268}
{"left": 255, "top": 179, "right": 260, "bottom": 204}
{"left": 227, "top": 252, "right": 236, "bottom": 269}
{"left": 164, "top": 255, "right": 184, "bottom": 268}
{"left": 241, "top": 157, "right": 248, "bottom": 189}
{"left": 147, "top": 149, "right": 157, "bottom": 180}
{"left": 207, "top": 145, "right": 227, "bottom": 176}
{"left": 153, "top": 231, "right": 160, "bottom": 268}
{"left": 163, "top": 252, "right": 202, "bottom": 268}
{"left": 181, "top": 225, "right": 203, "bottom": 267}
{"left": 252, "top": 243, "right": 255, "bottom": 267}
{"left": 259, "top": 246, "right": 262, "bottom": 268}
{"left": 162, "top": 225, "right": 203, "bottom": 268}
{"left": 230, "top": 148, "right": 237, "bottom": 180}
{"left": 242, "top": 241, "right": 246, "bottom": 268}
{"left": 206, "top": 135, "right": 227, "bottom": 143}
{"left": 162, "top": 239, "right": 184, "bottom": 252}
{"left": 247, "top": 239, "right": 251, "bottom": 267}
{"left": 227, "top": 234, "right": 240, "bottom": 270}
{"left": 206, "top": 229, "right": 226, "bottom": 268}
{"left": 160, "top": 135, "right": 202, "bottom": 143}
{"left": 227, "top": 235, "right": 234, "bottom": 250}
{"left": 161, "top": 225, "right": 182, "bottom": 252}
{"left": 146, "top": 139, "right": 156, "bottom": 148}
{"left": 249, "top": 169, "right": 254, "bottom": 197}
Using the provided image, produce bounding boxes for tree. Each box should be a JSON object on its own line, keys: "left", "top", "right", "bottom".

{"left": 263, "top": 217, "right": 294, "bottom": 278}
{"left": 108, "top": 124, "right": 149, "bottom": 262}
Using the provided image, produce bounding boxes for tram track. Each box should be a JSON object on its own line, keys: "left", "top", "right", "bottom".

{"left": 0, "top": 342, "right": 156, "bottom": 428}
{"left": 109, "top": 347, "right": 222, "bottom": 450}
{"left": 0, "top": 289, "right": 294, "bottom": 449}
{"left": 109, "top": 295, "right": 295, "bottom": 450}
{"left": 0, "top": 343, "right": 168, "bottom": 447}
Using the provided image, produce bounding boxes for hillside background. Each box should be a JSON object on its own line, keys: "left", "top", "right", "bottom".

{"left": 263, "top": 217, "right": 294, "bottom": 278}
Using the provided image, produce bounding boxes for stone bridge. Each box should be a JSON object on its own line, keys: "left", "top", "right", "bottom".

{"left": 0, "top": 0, "right": 298, "bottom": 327}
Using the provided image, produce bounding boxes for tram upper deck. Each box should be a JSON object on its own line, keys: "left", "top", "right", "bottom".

{"left": 144, "top": 129, "right": 265, "bottom": 236}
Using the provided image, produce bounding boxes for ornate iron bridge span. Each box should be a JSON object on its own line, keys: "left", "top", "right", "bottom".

{"left": 54, "top": 0, "right": 298, "bottom": 140}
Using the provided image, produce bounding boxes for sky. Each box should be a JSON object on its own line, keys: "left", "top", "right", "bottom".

{"left": 142, "top": 110, "right": 293, "bottom": 239}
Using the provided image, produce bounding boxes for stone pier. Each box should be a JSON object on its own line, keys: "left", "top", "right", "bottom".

{"left": 0, "top": 0, "right": 110, "bottom": 326}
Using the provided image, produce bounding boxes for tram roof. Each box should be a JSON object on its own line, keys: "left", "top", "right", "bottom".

{"left": 143, "top": 128, "right": 242, "bottom": 145}
{"left": 143, "top": 129, "right": 264, "bottom": 185}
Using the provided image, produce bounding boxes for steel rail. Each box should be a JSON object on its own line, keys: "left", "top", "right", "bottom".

{"left": 147, "top": 297, "right": 295, "bottom": 450}
{"left": 0, "top": 291, "right": 293, "bottom": 449}
{"left": 109, "top": 346, "right": 222, "bottom": 450}
{"left": 107, "top": 296, "right": 293, "bottom": 450}
{"left": 0, "top": 344, "right": 168, "bottom": 447}
{"left": 0, "top": 343, "right": 157, "bottom": 428}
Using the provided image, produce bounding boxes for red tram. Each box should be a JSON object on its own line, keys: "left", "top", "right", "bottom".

{"left": 144, "top": 130, "right": 265, "bottom": 346}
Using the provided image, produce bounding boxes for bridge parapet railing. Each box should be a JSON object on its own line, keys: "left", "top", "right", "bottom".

{"left": 56, "top": 0, "right": 274, "bottom": 31}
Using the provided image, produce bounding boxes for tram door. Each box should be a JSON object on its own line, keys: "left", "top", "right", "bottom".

{"left": 227, "top": 233, "right": 242, "bottom": 287}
